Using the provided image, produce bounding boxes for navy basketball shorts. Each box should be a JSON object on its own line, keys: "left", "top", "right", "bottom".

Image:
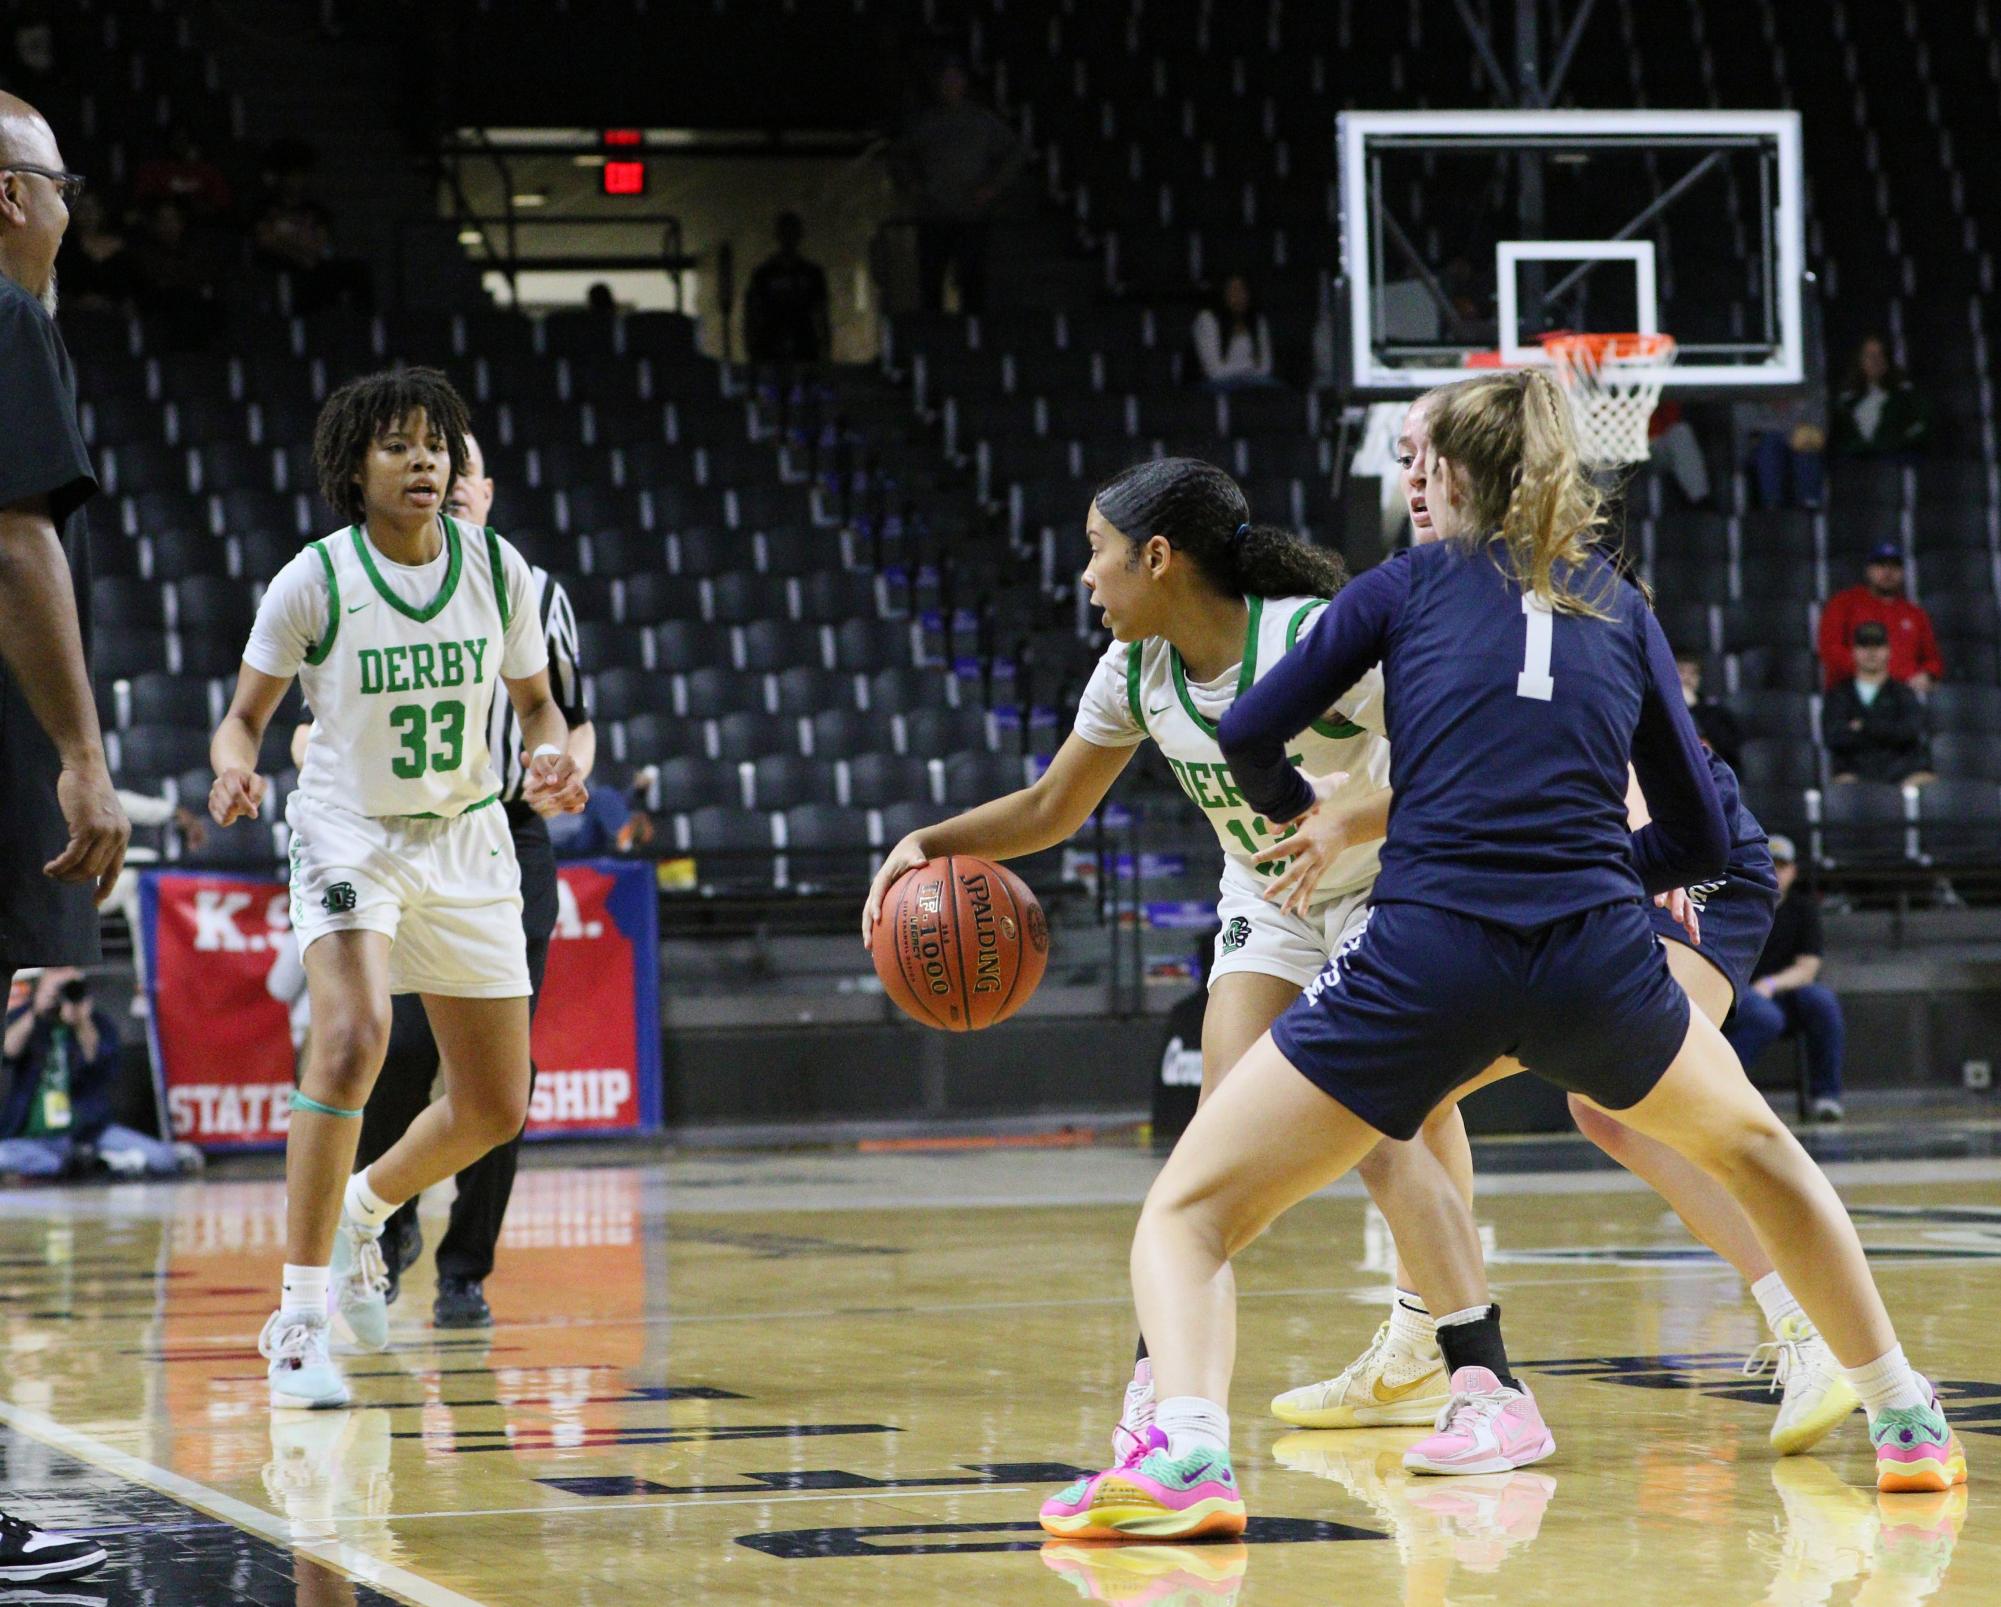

{"left": 1647, "top": 873, "right": 1780, "bottom": 1012}
{"left": 1270, "top": 898, "right": 1693, "bottom": 1140}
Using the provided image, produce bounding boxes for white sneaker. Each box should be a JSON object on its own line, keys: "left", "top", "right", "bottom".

{"left": 330, "top": 1213, "right": 391, "bottom": 1351}
{"left": 1271, "top": 1321, "right": 1450, "bottom": 1429}
{"left": 260, "top": 1310, "right": 351, "bottom": 1410}
{"left": 1746, "top": 1313, "right": 1861, "bottom": 1455}
{"left": 1110, "top": 1357, "right": 1154, "bottom": 1464}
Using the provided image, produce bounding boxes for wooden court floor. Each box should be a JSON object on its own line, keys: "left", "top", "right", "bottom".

{"left": 0, "top": 1139, "right": 1995, "bottom": 1604}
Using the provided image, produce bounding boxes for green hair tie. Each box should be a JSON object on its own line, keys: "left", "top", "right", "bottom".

{"left": 289, "top": 1090, "right": 364, "bottom": 1119}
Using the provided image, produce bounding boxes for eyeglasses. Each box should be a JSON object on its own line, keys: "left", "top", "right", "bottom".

{"left": 1, "top": 165, "right": 86, "bottom": 205}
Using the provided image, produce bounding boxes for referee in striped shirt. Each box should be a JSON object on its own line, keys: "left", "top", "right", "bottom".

{"left": 353, "top": 428, "right": 591, "bottom": 1328}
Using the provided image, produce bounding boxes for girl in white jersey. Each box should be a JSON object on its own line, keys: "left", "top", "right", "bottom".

{"left": 862, "top": 457, "right": 1489, "bottom": 1460}
{"left": 208, "top": 369, "right": 586, "bottom": 1410}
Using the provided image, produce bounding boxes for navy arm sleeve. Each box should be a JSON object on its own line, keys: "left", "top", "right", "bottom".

{"left": 1219, "top": 556, "right": 1407, "bottom": 824}
{"left": 1629, "top": 609, "right": 1731, "bottom": 893}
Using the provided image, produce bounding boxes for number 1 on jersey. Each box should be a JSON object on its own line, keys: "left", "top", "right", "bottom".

{"left": 1516, "top": 595, "right": 1555, "bottom": 701}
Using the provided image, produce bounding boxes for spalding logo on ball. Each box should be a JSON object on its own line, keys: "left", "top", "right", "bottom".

{"left": 871, "top": 856, "right": 1049, "bottom": 1031}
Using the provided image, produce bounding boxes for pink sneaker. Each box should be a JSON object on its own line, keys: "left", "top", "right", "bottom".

{"left": 1403, "top": 1367, "right": 1556, "bottom": 1477}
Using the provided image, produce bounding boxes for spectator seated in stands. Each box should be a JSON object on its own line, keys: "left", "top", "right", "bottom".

{"left": 1817, "top": 542, "right": 1943, "bottom": 691}
{"left": 251, "top": 140, "right": 373, "bottom": 316}
{"left": 1676, "top": 651, "right": 1742, "bottom": 769}
{"left": 1190, "top": 273, "right": 1278, "bottom": 391}
{"left": 745, "top": 211, "right": 830, "bottom": 368}
{"left": 53, "top": 192, "right": 136, "bottom": 313}
{"left": 1, "top": 970, "right": 199, "bottom": 1179}
{"left": 131, "top": 126, "right": 234, "bottom": 223}
{"left": 1831, "top": 333, "right": 1932, "bottom": 458}
{"left": 550, "top": 777, "right": 651, "bottom": 859}
{"left": 1645, "top": 399, "right": 1712, "bottom": 507}
{"left": 1723, "top": 836, "right": 1846, "bottom": 1123}
{"left": 1739, "top": 389, "right": 1827, "bottom": 510}
{"left": 889, "top": 59, "right": 1025, "bottom": 316}
{"left": 1824, "top": 621, "right": 1934, "bottom": 786}
{"left": 128, "top": 198, "right": 222, "bottom": 348}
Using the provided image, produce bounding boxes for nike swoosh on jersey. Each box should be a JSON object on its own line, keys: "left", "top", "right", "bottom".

{"left": 346, "top": 603, "right": 370, "bottom": 614}
{"left": 1148, "top": 703, "right": 1172, "bottom": 716}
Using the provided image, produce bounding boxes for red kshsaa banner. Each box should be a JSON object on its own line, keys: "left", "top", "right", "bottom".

{"left": 139, "top": 862, "right": 662, "bottom": 1151}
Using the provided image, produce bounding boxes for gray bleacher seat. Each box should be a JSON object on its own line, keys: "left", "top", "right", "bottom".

{"left": 780, "top": 804, "right": 874, "bottom": 888}
{"left": 749, "top": 755, "right": 841, "bottom": 810}
{"left": 846, "top": 752, "right": 934, "bottom": 808}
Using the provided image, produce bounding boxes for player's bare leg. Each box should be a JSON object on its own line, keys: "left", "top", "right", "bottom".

{"left": 264, "top": 930, "right": 393, "bottom": 1409}
{"left": 363, "top": 993, "right": 533, "bottom": 1203}
{"left": 1587, "top": 1008, "right": 1964, "bottom": 1491}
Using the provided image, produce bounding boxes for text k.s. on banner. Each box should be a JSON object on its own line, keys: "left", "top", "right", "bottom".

{"left": 139, "top": 862, "right": 662, "bottom": 1151}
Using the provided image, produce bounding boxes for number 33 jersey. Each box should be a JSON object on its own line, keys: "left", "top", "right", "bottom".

{"left": 242, "top": 516, "right": 548, "bottom": 818}
{"left": 1073, "top": 594, "right": 1391, "bottom": 907}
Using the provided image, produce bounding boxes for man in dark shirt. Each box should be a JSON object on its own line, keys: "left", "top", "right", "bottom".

{"left": 744, "top": 212, "right": 830, "bottom": 366}
{"left": 0, "top": 88, "right": 121, "bottom": 1585}
{"left": 1676, "top": 651, "right": 1742, "bottom": 770}
{"left": 1723, "top": 834, "right": 1846, "bottom": 1121}
{"left": 1824, "top": 620, "right": 1932, "bottom": 784}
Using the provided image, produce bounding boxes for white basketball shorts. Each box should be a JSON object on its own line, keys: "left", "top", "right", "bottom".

{"left": 285, "top": 791, "right": 530, "bottom": 999}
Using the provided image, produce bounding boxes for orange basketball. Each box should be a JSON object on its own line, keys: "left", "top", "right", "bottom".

{"left": 871, "top": 856, "right": 1049, "bottom": 1031}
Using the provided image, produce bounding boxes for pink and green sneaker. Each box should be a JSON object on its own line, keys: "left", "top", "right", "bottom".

{"left": 1872, "top": 1388, "right": 1969, "bottom": 1494}
{"left": 1040, "top": 1427, "right": 1248, "bottom": 1541}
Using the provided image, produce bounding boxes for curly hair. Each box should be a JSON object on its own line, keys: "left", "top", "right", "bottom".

{"left": 312, "top": 367, "right": 472, "bottom": 524}
{"left": 1092, "top": 457, "right": 1347, "bottom": 600}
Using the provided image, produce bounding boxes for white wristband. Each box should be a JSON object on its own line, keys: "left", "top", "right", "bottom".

{"left": 531, "top": 744, "right": 562, "bottom": 761}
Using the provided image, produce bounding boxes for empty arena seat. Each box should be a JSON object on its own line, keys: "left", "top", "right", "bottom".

{"left": 111, "top": 724, "right": 212, "bottom": 785}
{"left": 92, "top": 577, "right": 167, "bottom": 630}
{"left": 1724, "top": 691, "right": 1817, "bottom": 741}
{"left": 1914, "top": 779, "right": 2001, "bottom": 864}
{"left": 1929, "top": 733, "right": 2001, "bottom": 782}
{"left": 184, "top": 816, "right": 281, "bottom": 870}
{"left": 619, "top": 712, "right": 709, "bottom": 765}
{"left": 1815, "top": 782, "right": 1913, "bottom": 866}
{"left": 651, "top": 755, "right": 742, "bottom": 812}
{"left": 832, "top": 619, "right": 909, "bottom": 673}
{"left": 740, "top": 620, "right": 827, "bottom": 673}
{"left": 124, "top": 671, "right": 214, "bottom": 731}
{"left": 576, "top": 620, "right": 648, "bottom": 671}
{"left": 771, "top": 665, "right": 855, "bottom": 717}
{"left": 779, "top": 804, "right": 874, "bottom": 888}
{"left": 868, "top": 666, "right": 955, "bottom": 713}
{"left": 711, "top": 711, "right": 773, "bottom": 765}
{"left": 106, "top": 442, "right": 192, "bottom": 496}
{"left": 586, "top": 528, "right": 669, "bottom": 576}
{"left": 589, "top": 667, "right": 675, "bottom": 724}
{"left": 845, "top": 752, "right": 935, "bottom": 809}
{"left": 901, "top": 705, "right": 993, "bottom": 758}
{"left": 679, "top": 666, "right": 767, "bottom": 719}
{"left": 195, "top": 442, "right": 281, "bottom": 495}
{"left": 749, "top": 755, "right": 841, "bottom": 810}
{"left": 942, "top": 753, "right": 1030, "bottom": 806}
{"left": 92, "top": 629, "right": 170, "bottom": 681}
{"left": 807, "top": 709, "right": 900, "bottom": 760}
{"left": 1735, "top": 738, "right": 1824, "bottom": 792}
{"left": 175, "top": 632, "right": 245, "bottom": 679}
{"left": 796, "top": 570, "right": 880, "bottom": 624}
{"left": 679, "top": 806, "right": 777, "bottom": 892}
{"left": 707, "top": 571, "right": 791, "bottom": 625}
{"left": 649, "top": 621, "right": 731, "bottom": 673}
{"left": 172, "top": 575, "right": 255, "bottom": 635}
{"left": 148, "top": 528, "right": 231, "bottom": 579}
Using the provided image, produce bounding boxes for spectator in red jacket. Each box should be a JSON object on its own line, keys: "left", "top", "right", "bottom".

{"left": 1817, "top": 542, "right": 1943, "bottom": 691}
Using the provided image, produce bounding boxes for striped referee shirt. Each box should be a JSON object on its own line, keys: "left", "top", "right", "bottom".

{"left": 492, "top": 562, "right": 588, "bottom": 803}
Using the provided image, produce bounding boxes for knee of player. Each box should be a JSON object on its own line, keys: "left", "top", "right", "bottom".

{"left": 309, "top": 1014, "right": 390, "bottom": 1093}
{"left": 471, "top": 1084, "right": 531, "bottom": 1148}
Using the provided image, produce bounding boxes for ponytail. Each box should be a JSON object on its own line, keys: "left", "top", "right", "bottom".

{"left": 1093, "top": 457, "right": 1347, "bottom": 602}
{"left": 1424, "top": 368, "right": 1615, "bottom": 618}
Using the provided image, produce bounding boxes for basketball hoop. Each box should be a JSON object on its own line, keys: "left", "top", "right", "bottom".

{"left": 1540, "top": 332, "right": 1677, "bottom": 469}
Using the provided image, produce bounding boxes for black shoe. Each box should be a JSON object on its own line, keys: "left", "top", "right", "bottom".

{"left": 0, "top": 1512, "right": 105, "bottom": 1583}
{"left": 433, "top": 1277, "right": 491, "bottom": 1329}
{"left": 382, "top": 1218, "right": 424, "bottom": 1308}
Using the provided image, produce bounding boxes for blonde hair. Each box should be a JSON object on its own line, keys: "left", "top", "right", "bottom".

{"left": 1422, "top": 369, "right": 1615, "bottom": 617}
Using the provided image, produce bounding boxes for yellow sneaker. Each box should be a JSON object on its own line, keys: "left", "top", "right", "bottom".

{"left": 1040, "top": 1539, "right": 1249, "bottom": 1605}
{"left": 1745, "top": 1314, "right": 1862, "bottom": 1456}
{"left": 1271, "top": 1321, "right": 1448, "bottom": 1429}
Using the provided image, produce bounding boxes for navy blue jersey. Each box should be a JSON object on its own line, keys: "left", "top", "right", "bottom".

{"left": 1220, "top": 539, "right": 1728, "bottom": 931}
{"left": 1708, "top": 748, "right": 1778, "bottom": 894}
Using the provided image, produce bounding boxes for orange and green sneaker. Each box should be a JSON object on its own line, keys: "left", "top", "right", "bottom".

{"left": 1871, "top": 1388, "right": 1968, "bottom": 1494}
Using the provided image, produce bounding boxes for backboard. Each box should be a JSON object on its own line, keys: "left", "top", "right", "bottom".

{"left": 1339, "top": 110, "right": 1807, "bottom": 393}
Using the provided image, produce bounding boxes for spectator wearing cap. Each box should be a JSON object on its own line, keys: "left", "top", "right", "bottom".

{"left": 1675, "top": 650, "right": 1741, "bottom": 769}
{"left": 1816, "top": 543, "right": 1943, "bottom": 691}
{"left": 1723, "top": 836, "right": 1846, "bottom": 1122}
{"left": 1823, "top": 621, "right": 1933, "bottom": 786}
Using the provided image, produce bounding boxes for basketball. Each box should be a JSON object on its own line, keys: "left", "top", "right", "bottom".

{"left": 871, "top": 856, "right": 1049, "bottom": 1031}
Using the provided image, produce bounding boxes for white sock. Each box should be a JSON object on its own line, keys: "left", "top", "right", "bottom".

{"left": 1843, "top": 1344, "right": 1930, "bottom": 1417}
{"left": 280, "top": 1264, "right": 330, "bottom": 1319}
{"left": 343, "top": 1167, "right": 395, "bottom": 1232}
{"left": 1752, "top": 1271, "right": 1806, "bottom": 1336}
{"left": 1387, "top": 1288, "right": 1436, "bottom": 1354}
{"left": 1433, "top": 1304, "right": 1490, "bottom": 1330}
{"left": 1155, "top": 1395, "right": 1230, "bottom": 1460}
{"left": 1122, "top": 1357, "right": 1155, "bottom": 1431}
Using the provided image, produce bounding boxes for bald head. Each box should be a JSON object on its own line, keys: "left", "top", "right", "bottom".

{"left": 0, "top": 91, "right": 68, "bottom": 312}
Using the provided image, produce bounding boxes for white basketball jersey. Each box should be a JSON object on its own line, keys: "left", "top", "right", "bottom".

{"left": 1079, "top": 595, "right": 1391, "bottom": 906}
{"left": 294, "top": 517, "right": 516, "bottom": 818}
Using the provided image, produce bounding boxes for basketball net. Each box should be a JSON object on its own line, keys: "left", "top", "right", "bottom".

{"left": 1540, "top": 332, "right": 1677, "bottom": 469}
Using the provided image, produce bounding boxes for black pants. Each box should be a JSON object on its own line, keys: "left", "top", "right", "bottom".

{"left": 356, "top": 806, "right": 557, "bottom": 1282}
{"left": 916, "top": 218, "right": 990, "bottom": 314}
